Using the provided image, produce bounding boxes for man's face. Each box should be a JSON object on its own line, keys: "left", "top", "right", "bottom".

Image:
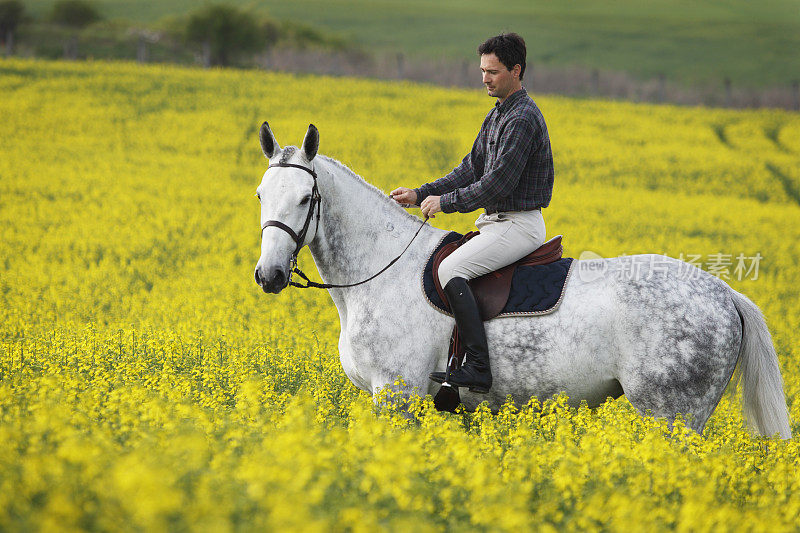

{"left": 480, "top": 53, "right": 519, "bottom": 100}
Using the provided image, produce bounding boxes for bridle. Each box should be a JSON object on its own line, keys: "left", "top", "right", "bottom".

{"left": 260, "top": 162, "right": 428, "bottom": 290}
{"left": 261, "top": 162, "right": 322, "bottom": 263}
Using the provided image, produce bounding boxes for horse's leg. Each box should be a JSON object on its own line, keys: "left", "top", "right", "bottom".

{"left": 370, "top": 367, "right": 450, "bottom": 421}
{"left": 342, "top": 304, "right": 449, "bottom": 411}
{"left": 338, "top": 315, "right": 451, "bottom": 417}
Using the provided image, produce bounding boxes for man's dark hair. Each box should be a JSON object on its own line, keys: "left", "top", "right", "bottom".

{"left": 478, "top": 33, "right": 526, "bottom": 81}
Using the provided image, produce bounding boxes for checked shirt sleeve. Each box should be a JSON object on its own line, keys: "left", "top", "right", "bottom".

{"left": 413, "top": 129, "right": 485, "bottom": 205}
{"left": 440, "top": 118, "right": 537, "bottom": 213}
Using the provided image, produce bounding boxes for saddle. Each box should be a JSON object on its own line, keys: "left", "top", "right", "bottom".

{"left": 424, "top": 231, "right": 573, "bottom": 412}
{"left": 432, "top": 232, "right": 564, "bottom": 320}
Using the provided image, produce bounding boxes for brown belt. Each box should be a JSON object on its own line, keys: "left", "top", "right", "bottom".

{"left": 484, "top": 207, "right": 540, "bottom": 215}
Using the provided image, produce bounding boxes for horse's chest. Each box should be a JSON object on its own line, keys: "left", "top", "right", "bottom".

{"left": 337, "top": 342, "right": 369, "bottom": 392}
{"left": 339, "top": 305, "right": 416, "bottom": 389}
{"left": 338, "top": 316, "right": 388, "bottom": 392}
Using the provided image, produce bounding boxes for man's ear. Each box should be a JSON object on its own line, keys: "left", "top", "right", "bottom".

{"left": 259, "top": 121, "right": 281, "bottom": 159}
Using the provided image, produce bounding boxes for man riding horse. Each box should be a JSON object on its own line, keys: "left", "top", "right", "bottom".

{"left": 391, "top": 33, "right": 555, "bottom": 393}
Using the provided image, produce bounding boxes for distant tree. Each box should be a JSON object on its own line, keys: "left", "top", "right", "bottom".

{"left": 186, "top": 4, "right": 264, "bottom": 67}
{"left": 261, "top": 18, "right": 280, "bottom": 51}
{"left": 51, "top": 0, "right": 102, "bottom": 29}
{"left": 0, "top": 0, "right": 25, "bottom": 52}
{"left": 280, "top": 20, "right": 348, "bottom": 51}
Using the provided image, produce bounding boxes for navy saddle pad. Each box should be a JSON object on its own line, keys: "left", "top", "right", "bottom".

{"left": 422, "top": 232, "right": 575, "bottom": 317}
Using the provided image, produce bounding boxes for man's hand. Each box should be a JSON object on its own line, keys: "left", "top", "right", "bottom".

{"left": 389, "top": 187, "right": 418, "bottom": 207}
{"left": 420, "top": 195, "right": 442, "bottom": 218}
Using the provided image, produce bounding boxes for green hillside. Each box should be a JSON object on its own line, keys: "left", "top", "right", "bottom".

{"left": 20, "top": 0, "right": 800, "bottom": 87}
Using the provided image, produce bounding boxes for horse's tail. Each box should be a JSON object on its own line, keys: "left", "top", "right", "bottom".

{"left": 729, "top": 288, "right": 792, "bottom": 439}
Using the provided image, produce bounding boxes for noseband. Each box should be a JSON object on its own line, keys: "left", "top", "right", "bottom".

{"left": 260, "top": 161, "right": 428, "bottom": 290}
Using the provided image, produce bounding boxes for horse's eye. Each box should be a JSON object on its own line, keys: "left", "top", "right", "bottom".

{"left": 300, "top": 195, "right": 311, "bottom": 205}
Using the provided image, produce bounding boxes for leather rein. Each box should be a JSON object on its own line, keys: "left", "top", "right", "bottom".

{"left": 260, "top": 162, "right": 428, "bottom": 290}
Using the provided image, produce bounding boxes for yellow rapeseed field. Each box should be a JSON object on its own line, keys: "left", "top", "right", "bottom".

{"left": 1, "top": 59, "right": 799, "bottom": 531}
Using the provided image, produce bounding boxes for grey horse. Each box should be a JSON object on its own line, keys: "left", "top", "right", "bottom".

{"left": 254, "top": 123, "right": 792, "bottom": 439}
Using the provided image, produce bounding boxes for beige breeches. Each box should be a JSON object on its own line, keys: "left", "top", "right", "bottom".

{"left": 438, "top": 209, "right": 546, "bottom": 287}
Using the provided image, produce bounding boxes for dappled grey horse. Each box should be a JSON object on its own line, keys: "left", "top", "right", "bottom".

{"left": 253, "top": 123, "right": 792, "bottom": 439}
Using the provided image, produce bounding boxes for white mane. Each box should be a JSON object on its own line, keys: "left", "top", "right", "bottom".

{"left": 317, "top": 154, "right": 425, "bottom": 225}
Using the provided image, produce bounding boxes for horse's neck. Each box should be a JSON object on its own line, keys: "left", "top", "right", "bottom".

{"left": 308, "top": 157, "right": 441, "bottom": 299}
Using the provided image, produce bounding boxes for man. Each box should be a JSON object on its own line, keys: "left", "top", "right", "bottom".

{"left": 390, "top": 33, "right": 554, "bottom": 393}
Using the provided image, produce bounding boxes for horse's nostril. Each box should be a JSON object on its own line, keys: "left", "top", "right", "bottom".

{"left": 271, "top": 269, "right": 286, "bottom": 288}
{"left": 254, "top": 269, "right": 261, "bottom": 285}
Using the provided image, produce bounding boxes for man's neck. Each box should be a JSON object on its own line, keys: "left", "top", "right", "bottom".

{"left": 498, "top": 84, "right": 523, "bottom": 104}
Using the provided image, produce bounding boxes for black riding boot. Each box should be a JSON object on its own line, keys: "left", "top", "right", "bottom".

{"left": 429, "top": 277, "right": 493, "bottom": 393}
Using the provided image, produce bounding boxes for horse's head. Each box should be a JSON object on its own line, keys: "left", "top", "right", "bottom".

{"left": 254, "top": 122, "right": 320, "bottom": 293}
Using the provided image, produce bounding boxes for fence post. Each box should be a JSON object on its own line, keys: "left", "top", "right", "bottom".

{"left": 527, "top": 63, "right": 533, "bottom": 92}
{"left": 658, "top": 73, "right": 665, "bottom": 103}
{"left": 63, "top": 36, "right": 78, "bottom": 60}
{"left": 262, "top": 48, "right": 272, "bottom": 71}
{"left": 396, "top": 53, "right": 404, "bottom": 79}
{"left": 202, "top": 40, "right": 211, "bottom": 68}
{"left": 329, "top": 54, "right": 341, "bottom": 75}
{"left": 793, "top": 80, "right": 799, "bottom": 111}
{"left": 724, "top": 78, "right": 732, "bottom": 107}
{"left": 137, "top": 35, "right": 148, "bottom": 63}
{"left": 591, "top": 69, "right": 599, "bottom": 96}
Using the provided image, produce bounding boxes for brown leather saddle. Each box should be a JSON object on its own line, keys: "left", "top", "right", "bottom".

{"left": 432, "top": 233, "right": 564, "bottom": 320}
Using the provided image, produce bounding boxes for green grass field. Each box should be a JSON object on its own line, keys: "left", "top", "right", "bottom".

{"left": 21, "top": 0, "right": 800, "bottom": 88}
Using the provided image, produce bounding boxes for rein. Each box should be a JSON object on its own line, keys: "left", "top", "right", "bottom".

{"left": 260, "top": 162, "right": 429, "bottom": 290}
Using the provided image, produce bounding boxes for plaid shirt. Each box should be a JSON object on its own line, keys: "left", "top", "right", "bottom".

{"left": 414, "top": 87, "right": 554, "bottom": 214}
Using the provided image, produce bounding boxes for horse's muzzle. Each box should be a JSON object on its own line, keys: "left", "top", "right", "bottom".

{"left": 254, "top": 265, "right": 289, "bottom": 293}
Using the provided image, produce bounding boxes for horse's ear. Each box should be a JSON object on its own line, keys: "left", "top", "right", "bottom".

{"left": 259, "top": 121, "right": 280, "bottom": 159}
{"left": 302, "top": 124, "right": 319, "bottom": 161}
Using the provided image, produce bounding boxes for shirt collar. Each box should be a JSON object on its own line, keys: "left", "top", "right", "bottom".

{"left": 494, "top": 87, "right": 527, "bottom": 114}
